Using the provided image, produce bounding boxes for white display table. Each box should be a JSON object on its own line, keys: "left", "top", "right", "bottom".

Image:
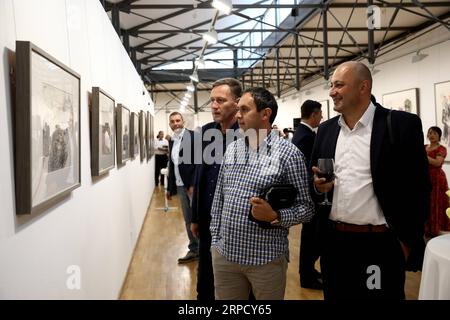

{"left": 419, "top": 234, "right": 450, "bottom": 300}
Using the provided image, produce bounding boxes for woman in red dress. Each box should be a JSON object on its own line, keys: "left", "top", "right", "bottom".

{"left": 425, "top": 126, "right": 450, "bottom": 237}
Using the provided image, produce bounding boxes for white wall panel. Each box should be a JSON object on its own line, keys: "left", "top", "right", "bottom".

{"left": 0, "top": 0, "right": 16, "bottom": 240}
{"left": 0, "top": 0, "right": 154, "bottom": 299}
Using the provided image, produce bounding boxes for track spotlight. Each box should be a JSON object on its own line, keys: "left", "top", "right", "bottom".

{"left": 189, "top": 70, "right": 199, "bottom": 82}
{"left": 203, "top": 29, "right": 218, "bottom": 44}
{"left": 212, "top": 0, "right": 233, "bottom": 15}
{"left": 411, "top": 50, "right": 428, "bottom": 63}
{"left": 195, "top": 58, "right": 205, "bottom": 68}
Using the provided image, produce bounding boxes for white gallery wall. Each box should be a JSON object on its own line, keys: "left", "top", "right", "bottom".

{"left": 0, "top": 0, "right": 154, "bottom": 299}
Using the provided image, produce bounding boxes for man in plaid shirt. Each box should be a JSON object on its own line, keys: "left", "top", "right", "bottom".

{"left": 210, "top": 87, "right": 314, "bottom": 300}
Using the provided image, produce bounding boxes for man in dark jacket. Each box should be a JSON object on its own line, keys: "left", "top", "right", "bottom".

{"left": 166, "top": 112, "right": 198, "bottom": 263}
{"left": 191, "top": 78, "right": 242, "bottom": 300}
{"left": 292, "top": 100, "right": 323, "bottom": 290}
{"left": 311, "top": 61, "right": 430, "bottom": 299}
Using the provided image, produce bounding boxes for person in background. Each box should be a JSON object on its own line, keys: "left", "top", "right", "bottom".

{"left": 425, "top": 126, "right": 450, "bottom": 237}
{"left": 291, "top": 99, "right": 323, "bottom": 290}
{"left": 210, "top": 87, "right": 314, "bottom": 300}
{"left": 282, "top": 128, "right": 294, "bottom": 141}
{"left": 272, "top": 124, "right": 283, "bottom": 137}
{"left": 154, "top": 130, "right": 169, "bottom": 187}
{"left": 166, "top": 112, "right": 198, "bottom": 263}
{"left": 311, "top": 61, "right": 430, "bottom": 299}
{"left": 190, "top": 78, "right": 242, "bottom": 300}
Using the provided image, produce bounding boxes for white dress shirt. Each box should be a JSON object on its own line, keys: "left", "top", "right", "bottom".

{"left": 329, "top": 102, "right": 387, "bottom": 225}
{"left": 171, "top": 128, "right": 185, "bottom": 187}
{"left": 154, "top": 138, "right": 168, "bottom": 155}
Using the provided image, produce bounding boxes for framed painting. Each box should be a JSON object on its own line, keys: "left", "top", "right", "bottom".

{"left": 434, "top": 80, "right": 450, "bottom": 161}
{"left": 139, "top": 110, "right": 146, "bottom": 162}
{"left": 382, "top": 88, "right": 419, "bottom": 115}
{"left": 129, "top": 112, "right": 139, "bottom": 159}
{"left": 319, "top": 99, "right": 330, "bottom": 121}
{"left": 116, "top": 104, "right": 130, "bottom": 165}
{"left": 91, "top": 87, "right": 115, "bottom": 176}
{"left": 146, "top": 111, "right": 151, "bottom": 161}
{"left": 150, "top": 113, "right": 155, "bottom": 158}
{"left": 15, "top": 41, "right": 81, "bottom": 215}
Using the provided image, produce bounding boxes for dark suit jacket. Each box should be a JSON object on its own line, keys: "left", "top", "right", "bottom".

{"left": 310, "top": 100, "right": 431, "bottom": 249}
{"left": 292, "top": 122, "right": 316, "bottom": 167}
{"left": 167, "top": 128, "right": 196, "bottom": 195}
{"left": 191, "top": 121, "right": 240, "bottom": 225}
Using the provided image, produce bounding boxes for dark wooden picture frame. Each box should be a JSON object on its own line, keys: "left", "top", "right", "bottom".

{"left": 129, "top": 112, "right": 139, "bottom": 159}
{"left": 139, "top": 110, "right": 146, "bottom": 162}
{"left": 91, "top": 87, "right": 115, "bottom": 176}
{"left": 15, "top": 41, "right": 81, "bottom": 215}
{"left": 116, "top": 104, "right": 130, "bottom": 165}
{"left": 149, "top": 113, "right": 155, "bottom": 158}
{"left": 146, "top": 111, "right": 151, "bottom": 161}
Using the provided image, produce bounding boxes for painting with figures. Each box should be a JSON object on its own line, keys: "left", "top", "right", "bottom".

{"left": 435, "top": 81, "right": 450, "bottom": 162}
{"left": 319, "top": 99, "right": 330, "bottom": 121}
{"left": 146, "top": 111, "right": 151, "bottom": 161}
{"left": 15, "top": 41, "right": 80, "bottom": 215}
{"left": 382, "top": 88, "right": 419, "bottom": 115}
{"left": 139, "top": 110, "right": 146, "bottom": 162}
{"left": 129, "top": 112, "right": 139, "bottom": 159}
{"left": 91, "top": 87, "right": 115, "bottom": 176}
{"left": 116, "top": 104, "right": 130, "bottom": 165}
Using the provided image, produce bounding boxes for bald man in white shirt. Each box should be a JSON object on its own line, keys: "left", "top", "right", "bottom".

{"left": 311, "top": 61, "right": 430, "bottom": 299}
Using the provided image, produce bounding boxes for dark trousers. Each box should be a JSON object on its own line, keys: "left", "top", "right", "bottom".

{"left": 320, "top": 224, "right": 406, "bottom": 300}
{"left": 196, "top": 221, "right": 215, "bottom": 301}
{"left": 299, "top": 218, "right": 320, "bottom": 281}
{"left": 155, "top": 154, "right": 168, "bottom": 186}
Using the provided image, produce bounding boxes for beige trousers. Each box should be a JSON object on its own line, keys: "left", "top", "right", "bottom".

{"left": 211, "top": 247, "right": 288, "bottom": 300}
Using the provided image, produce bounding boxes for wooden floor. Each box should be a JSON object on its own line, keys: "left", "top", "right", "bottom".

{"left": 120, "top": 187, "right": 421, "bottom": 300}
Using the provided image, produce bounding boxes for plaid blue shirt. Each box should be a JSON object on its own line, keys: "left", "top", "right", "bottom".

{"left": 210, "top": 130, "right": 314, "bottom": 265}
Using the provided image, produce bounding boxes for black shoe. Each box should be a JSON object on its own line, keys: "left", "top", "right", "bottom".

{"left": 300, "top": 277, "right": 323, "bottom": 290}
{"left": 177, "top": 251, "right": 199, "bottom": 264}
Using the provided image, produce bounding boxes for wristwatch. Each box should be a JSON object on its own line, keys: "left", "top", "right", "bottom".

{"left": 270, "top": 211, "right": 281, "bottom": 225}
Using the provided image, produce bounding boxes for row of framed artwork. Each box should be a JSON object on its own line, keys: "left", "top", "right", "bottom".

{"left": 13, "top": 40, "right": 154, "bottom": 216}
{"left": 91, "top": 87, "right": 155, "bottom": 176}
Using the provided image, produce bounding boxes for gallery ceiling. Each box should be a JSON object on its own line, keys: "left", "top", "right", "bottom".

{"left": 101, "top": 0, "right": 450, "bottom": 111}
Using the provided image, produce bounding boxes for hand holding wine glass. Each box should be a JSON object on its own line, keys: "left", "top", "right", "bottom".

{"left": 313, "top": 158, "right": 335, "bottom": 205}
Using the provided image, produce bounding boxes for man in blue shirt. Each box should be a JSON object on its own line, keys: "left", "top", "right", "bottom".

{"left": 210, "top": 87, "right": 315, "bottom": 300}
